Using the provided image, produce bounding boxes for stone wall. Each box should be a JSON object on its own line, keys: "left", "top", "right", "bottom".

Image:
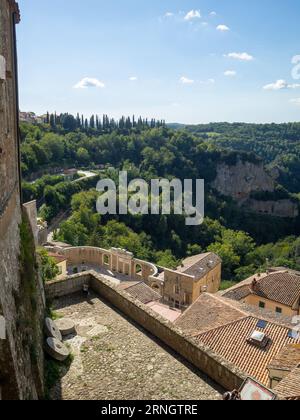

{"left": 161, "top": 263, "right": 221, "bottom": 307}
{"left": 46, "top": 272, "right": 246, "bottom": 391}
{"left": 0, "top": 1, "right": 44, "bottom": 400}
{"left": 56, "top": 246, "right": 158, "bottom": 282}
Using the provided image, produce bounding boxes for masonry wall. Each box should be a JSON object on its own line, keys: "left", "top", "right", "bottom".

{"left": 58, "top": 246, "right": 157, "bottom": 282}
{"left": 46, "top": 272, "right": 246, "bottom": 391}
{"left": 245, "top": 294, "right": 299, "bottom": 317}
{"left": 0, "top": 1, "right": 44, "bottom": 400}
{"left": 162, "top": 263, "right": 221, "bottom": 307}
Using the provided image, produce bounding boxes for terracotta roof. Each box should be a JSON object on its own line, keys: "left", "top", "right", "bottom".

{"left": 175, "top": 293, "right": 247, "bottom": 336}
{"left": 195, "top": 316, "right": 300, "bottom": 386}
{"left": 253, "top": 272, "right": 300, "bottom": 307}
{"left": 222, "top": 271, "right": 300, "bottom": 308}
{"left": 117, "top": 282, "right": 140, "bottom": 291}
{"left": 176, "top": 252, "right": 221, "bottom": 279}
{"left": 274, "top": 367, "right": 300, "bottom": 400}
{"left": 268, "top": 344, "right": 300, "bottom": 372}
{"left": 125, "top": 282, "right": 162, "bottom": 305}
{"left": 223, "top": 285, "right": 252, "bottom": 301}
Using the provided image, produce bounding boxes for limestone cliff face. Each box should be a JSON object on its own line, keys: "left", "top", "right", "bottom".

{"left": 246, "top": 199, "right": 299, "bottom": 218}
{"left": 212, "top": 160, "right": 276, "bottom": 201}
{"left": 212, "top": 160, "right": 298, "bottom": 218}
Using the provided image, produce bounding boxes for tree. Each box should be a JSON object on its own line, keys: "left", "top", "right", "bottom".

{"left": 208, "top": 242, "right": 240, "bottom": 280}
{"left": 37, "top": 248, "right": 59, "bottom": 283}
{"left": 76, "top": 147, "right": 90, "bottom": 165}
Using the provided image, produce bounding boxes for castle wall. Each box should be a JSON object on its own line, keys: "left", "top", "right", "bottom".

{"left": 0, "top": 1, "right": 44, "bottom": 400}
{"left": 45, "top": 272, "right": 246, "bottom": 392}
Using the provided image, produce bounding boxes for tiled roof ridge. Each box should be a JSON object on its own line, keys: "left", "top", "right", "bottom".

{"left": 176, "top": 293, "right": 248, "bottom": 326}
{"left": 125, "top": 281, "right": 144, "bottom": 291}
{"left": 194, "top": 315, "right": 252, "bottom": 339}
{"left": 195, "top": 314, "right": 295, "bottom": 340}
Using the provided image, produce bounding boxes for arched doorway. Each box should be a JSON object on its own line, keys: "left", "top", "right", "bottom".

{"left": 135, "top": 264, "right": 143, "bottom": 277}
{"left": 103, "top": 254, "right": 110, "bottom": 267}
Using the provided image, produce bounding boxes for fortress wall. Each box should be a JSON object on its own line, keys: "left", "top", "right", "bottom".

{"left": 46, "top": 272, "right": 246, "bottom": 391}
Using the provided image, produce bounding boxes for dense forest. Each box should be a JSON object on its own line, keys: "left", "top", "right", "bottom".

{"left": 184, "top": 122, "right": 300, "bottom": 194}
{"left": 20, "top": 114, "right": 300, "bottom": 286}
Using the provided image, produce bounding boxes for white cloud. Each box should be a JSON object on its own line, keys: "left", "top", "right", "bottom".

{"left": 129, "top": 76, "right": 138, "bottom": 81}
{"left": 224, "top": 70, "right": 237, "bottom": 77}
{"left": 263, "top": 79, "right": 300, "bottom": 91}
{"left": 290, "top": 98, "right": 300, "bottom": 105}
{"left": 217, "top": 24, "right": 230, "bottom": 32}
{"left": 198, "top": 78, "right": 215, "bottom": 86}
{"left": 225, "top": 52, "right": 254, "bottom": 62}
{"left": 165, "top": 12, "right": 174, "bottom": 18}
{"left": 292, "top": 55, "right": 300, "bottom": 65}
{"left": 210, "top": 11, "right": 217, "bottom": 17}
{"left": 74, "top": 77, "right": 105, "bottom": 89}
{"left": 184, "top": 10, "right": 201, "bottom": 21}
{"left": 180, "top": 76, "right": 194, "bottom": 85}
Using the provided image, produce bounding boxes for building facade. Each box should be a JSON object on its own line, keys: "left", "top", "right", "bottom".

{"left": 157, "top": 253, "right": 222, "bottom": 309}
{"left": 223, "top": 271, "right": 300, "bottom": 317}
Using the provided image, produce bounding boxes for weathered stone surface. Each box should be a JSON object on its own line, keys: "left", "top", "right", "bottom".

{"left": 45, "top": 338, "right": 70, "bottom": 362}
{"left": 49, "top": 293, "right": 222, "bottom": 400}
{"left": 0, "top": 1, "right": 45, "bottom": 400}
{"left": 45, "top": 318, "right": 62, "bottom": 341}
{"left": 55, "top": 318, "right": 76, "bottom": 336}
{"left": 213, "top": 160, "right": 275, "bottom": 201}
{"left": 246, "top": 199, "right": 299, "bottom": 218}
{"left": 212, "top": 160, "right": 298, "bottom": 218}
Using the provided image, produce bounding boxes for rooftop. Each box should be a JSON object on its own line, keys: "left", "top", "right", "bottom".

{"left": 222, "top": 271, "right": 300, "bottom": 308}
{"left": 175, "top": 293, "right": 247, "bottom": 336}
{"left": 124, "top": 282, "right": 162, "bottom": 305}
{"left": 194, "top": 316, "right": 300, "bottom": 386}
{"left": 176, "top": 252, "right": 221, "bottom": 279}
{"left": 252, "top": 272, "right": 300, "bottom": 307}
{"left": 268, "top": 344, "right": 300, "bottom": 372}
{"left": 274, "top": 367, "right": 300, "bottom": 400}
{"left": 49, "top": 292, "right": 221, "bottom": 400}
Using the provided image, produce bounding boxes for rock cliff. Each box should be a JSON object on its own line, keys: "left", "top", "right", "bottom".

{"left": 212, "top": 160, "right": 298, "bottom": 218}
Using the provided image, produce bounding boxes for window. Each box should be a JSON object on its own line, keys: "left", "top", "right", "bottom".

{"left": 276, "top": 307, "right": 282, "bottom": 314}
{"left": 175, "top": 285, "right": 180, "bottom": 295}
{"left": 259, "top": 301, "right": 265, "bottom": 309}
{"left": 185, "top": 294, "right": 191, "bottom": 305}
{"left": 256, "top": 320, "right": 268, "bottom": 330}
{"left": 103, "top": 255, "right": 110, "bottom": 265}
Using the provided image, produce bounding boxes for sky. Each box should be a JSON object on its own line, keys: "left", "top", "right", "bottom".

{"left": 17, "top": 0, "right": 300, "bottom": 124}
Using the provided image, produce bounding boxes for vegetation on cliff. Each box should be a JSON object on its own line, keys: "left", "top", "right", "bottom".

{"left": 20, "top": 117, "right": 300, "bottom": 283}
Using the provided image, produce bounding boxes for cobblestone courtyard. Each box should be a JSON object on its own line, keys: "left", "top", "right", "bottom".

{"left": 50, "top": 292, "right": 222, "bottom": 400}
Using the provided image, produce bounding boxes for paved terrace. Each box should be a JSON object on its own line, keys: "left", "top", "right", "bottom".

{"left": 50, "top": 292, "right": 222, "bottom": 400}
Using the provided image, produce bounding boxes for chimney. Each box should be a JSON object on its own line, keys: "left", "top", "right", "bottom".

{"left": 251, "top": 279, "right": 258, "bottom": 292}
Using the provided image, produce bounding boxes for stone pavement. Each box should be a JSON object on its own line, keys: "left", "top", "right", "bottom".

{"left": 50, "top": 292, "right": 222, "bottom": 400}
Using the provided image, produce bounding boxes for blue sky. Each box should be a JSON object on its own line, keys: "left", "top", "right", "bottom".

{"left": 17, "top": 0, "right": 300, "bottom": 123}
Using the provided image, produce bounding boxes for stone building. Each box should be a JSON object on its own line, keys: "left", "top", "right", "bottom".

{"left": 0, "top": 1, "right": 44, "bottom": 400}
{"left": 222, "top": 270, "right": 300, "bottom": 317}
{"left": 151, "top": 253, "right": 222, "bottom": 310}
